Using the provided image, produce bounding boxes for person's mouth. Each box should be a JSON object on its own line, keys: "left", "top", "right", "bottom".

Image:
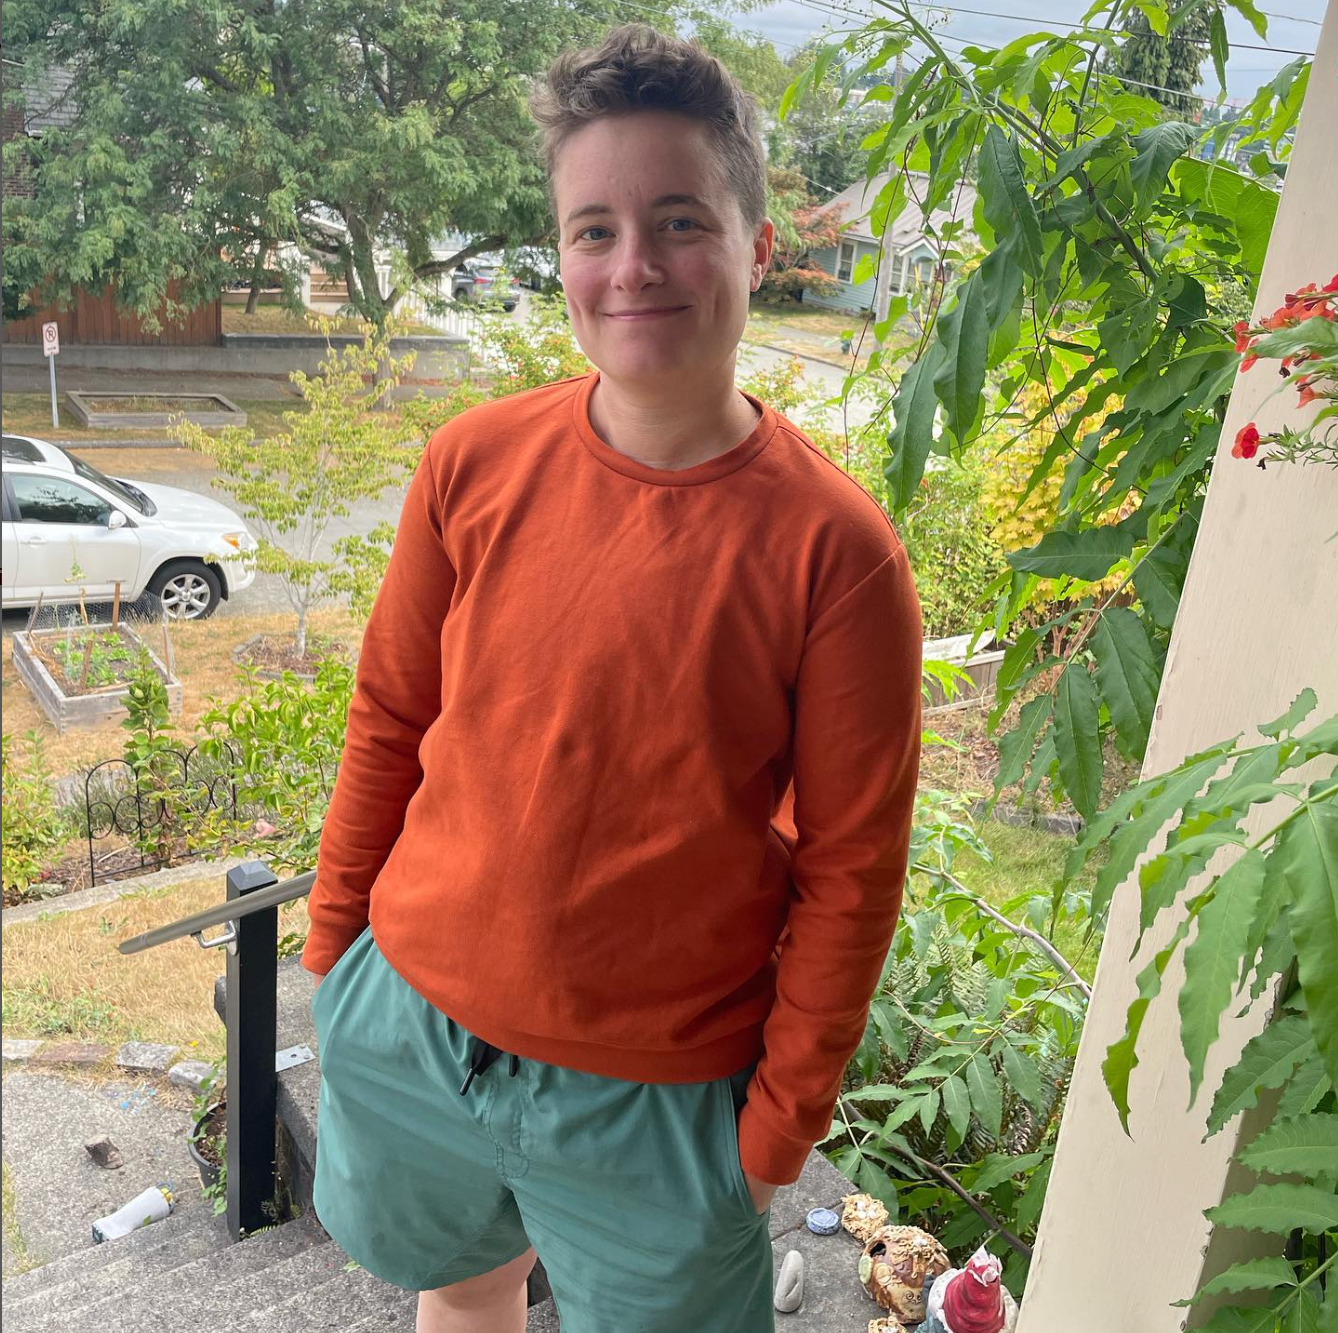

{"left": 603, "top": 306, "right": 691, "bottom": 320}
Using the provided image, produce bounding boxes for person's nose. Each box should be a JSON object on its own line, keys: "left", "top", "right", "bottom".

{"left": 609, "top": 229, "right": 665, "bottom": 294}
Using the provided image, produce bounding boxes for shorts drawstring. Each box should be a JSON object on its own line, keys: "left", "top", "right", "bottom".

{"left": 459, "top": 1035, "right": 521, "bottom": 1095}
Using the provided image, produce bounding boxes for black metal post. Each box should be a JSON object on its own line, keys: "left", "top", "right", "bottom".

{"left": 225, "top": 860, "right": 279, "bottom": 1242}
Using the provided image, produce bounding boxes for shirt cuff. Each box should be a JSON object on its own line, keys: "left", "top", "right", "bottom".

{"left": 736, "top": 1098, "right": 816, "bottom": 1187}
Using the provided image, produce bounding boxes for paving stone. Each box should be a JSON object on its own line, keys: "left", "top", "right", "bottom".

{"left": 167, "top": 1060, "right": 216, "bottom": 1091}
{"left": 116, "top": 1042, "right": 179, "bottom": 1074}
{"left": 29, "top": 1042, "right": 112, "bottom": 1069}
{"left": 3, "top": 1039, "right": 44, "bottom": 1063}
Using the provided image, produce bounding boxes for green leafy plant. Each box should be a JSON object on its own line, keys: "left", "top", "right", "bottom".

{"left": 1064, "top": 690, "right": 1338, "bottom": 1328}
{"left": 120, "top": 658, "right": 190, "bottom": 870}
{"left": 791, "top": 0, "right": 1307, "bottom": 821}
{"left": 188, "top": 1058, "right": 227, "bottom": 1215}
{"left": 1, "top": 733, "right": 69, "bottom": 902}
{"left": 195, "top": 658, "right": 356, "bottom": 877}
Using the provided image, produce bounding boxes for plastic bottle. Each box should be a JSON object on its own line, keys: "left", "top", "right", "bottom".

{"left": 91, "top": 1183, "right": 175, "bottom": 1243}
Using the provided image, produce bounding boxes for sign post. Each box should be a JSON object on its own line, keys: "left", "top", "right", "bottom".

{"left": 42, "top": 321, "right": 60, "bottom": 428}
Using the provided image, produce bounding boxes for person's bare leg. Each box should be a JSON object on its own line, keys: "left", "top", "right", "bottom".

{"left": 415, "top": 1246, "right": 537, "bottom": 1333}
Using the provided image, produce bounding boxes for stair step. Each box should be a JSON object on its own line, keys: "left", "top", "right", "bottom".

{"left": 235, "top": 1250, "right": 420, "bottom": 1331}
{"left": 1, "top": 1205, "right": 224, "bottom": 1310}
{"left": 8, "top": 1214, "right": 327, "bottom": 1333}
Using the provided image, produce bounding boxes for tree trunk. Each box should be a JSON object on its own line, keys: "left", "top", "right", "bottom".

{"left": 244, "top": 244, "right": 269, "bottom": 316}
{"left": 295, "top": 604, "right": 308, "bottom": 660}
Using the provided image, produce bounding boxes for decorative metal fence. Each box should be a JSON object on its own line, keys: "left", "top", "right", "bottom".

{"left": 83, "top": 741, "right": 242, "bottom": 887}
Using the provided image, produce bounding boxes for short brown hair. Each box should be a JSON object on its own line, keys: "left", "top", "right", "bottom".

{"left": 530, "top": 23, "right": 767, "bottom": 229}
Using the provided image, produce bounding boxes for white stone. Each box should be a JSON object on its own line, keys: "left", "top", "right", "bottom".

{"left": 117, "top": 1042, "right": 179, "bottom": 1073}
{"left": 167, "top": 1059, "right": 217, "bottom": 1091}
{"left": 2, "top": 1039, "right": 43, "bottom": 1063}
{"left": 774, "top": 1248, "right": 805, "bottom": 1313}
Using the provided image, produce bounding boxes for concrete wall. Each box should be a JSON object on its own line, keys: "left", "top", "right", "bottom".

{"left": 1017, "top": 6, "right": 1338, "bottom": 1328}
{"left": 1, "top": 333, "right": 470, "bottom": 383}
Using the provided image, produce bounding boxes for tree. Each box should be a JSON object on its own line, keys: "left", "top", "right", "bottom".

{"left": 172, "top": 320, "right": 421, "bottom": 656}
{"left": 2, "top": 0, "right": 705, "bottom": 330}
{"left": 1112, "top": 1, "right": 1220, "bottom": 116}
{"left": 757, "top": 166, "right": 844, "bottom": 302}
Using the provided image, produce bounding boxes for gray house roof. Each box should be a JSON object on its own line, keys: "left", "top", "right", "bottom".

{"left": 18, "top": 65, "right": 79, "bottom": 133}
{"left": 826, "top": 171, "right": 977, "bottom": 253}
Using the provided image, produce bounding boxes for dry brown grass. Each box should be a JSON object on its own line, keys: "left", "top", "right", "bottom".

{"left": 3, "top": 606, "right": 363, "bottom": 778}
{"left": 1, "top": 871, "right": 314, "bottom": 1064}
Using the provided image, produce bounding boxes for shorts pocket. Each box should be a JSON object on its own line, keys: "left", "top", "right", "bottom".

{"left": 717, "top": 1066, "right": 766, "bottom": 1217}
{"left": 310, "top": 925, "right": 371, "bottom": 1029}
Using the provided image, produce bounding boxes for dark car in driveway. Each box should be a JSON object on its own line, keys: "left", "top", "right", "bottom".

{"left": 451, "top": 261, "right": 521, "bottom": 311}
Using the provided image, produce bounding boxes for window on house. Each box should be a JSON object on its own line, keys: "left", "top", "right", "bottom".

{"left": 837, "top": 241, "right": 856, "bottom": 283}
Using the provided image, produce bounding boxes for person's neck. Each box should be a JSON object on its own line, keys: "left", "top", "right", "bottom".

{"left": 589, "top": 367, "right": 761, "bottom": 471}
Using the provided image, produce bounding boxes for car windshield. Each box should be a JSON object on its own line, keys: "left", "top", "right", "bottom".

{"left": 62, "top": 449, "right": 157, "bottom": 517}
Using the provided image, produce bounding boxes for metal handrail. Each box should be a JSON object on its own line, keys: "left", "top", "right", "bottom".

{"left": 117, "top": 870, "right": 315, "bottom": 956}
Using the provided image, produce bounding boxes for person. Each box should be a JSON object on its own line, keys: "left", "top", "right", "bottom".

{"left": 301, "top": 23, "right": 922, "bottom": 1333}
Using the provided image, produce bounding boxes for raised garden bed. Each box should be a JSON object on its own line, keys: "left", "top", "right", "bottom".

{"left": 11, "top": 624, "right": 183, "bottom": 733}
{"left": 922, "top": 631, "right": 1007, "bottom": 713}
{"left": 231, "top": 632, "right": 354, "bottom": 681}
{"left": 65, "top": 390, "right": 248, "bottom": 429}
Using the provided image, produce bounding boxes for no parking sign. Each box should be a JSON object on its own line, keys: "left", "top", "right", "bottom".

{"left": 43, "top": 321, "right": 60, "bottom": 427}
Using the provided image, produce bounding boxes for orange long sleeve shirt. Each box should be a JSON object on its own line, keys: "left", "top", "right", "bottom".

{"left": 302, "top": 370, "right": 923, "bottom": 1186}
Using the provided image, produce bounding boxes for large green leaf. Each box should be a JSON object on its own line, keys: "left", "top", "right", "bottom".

{"left": 885, "top": 341, "right": 947, "bottom": 511}
{"left": 1129, "top": 121, "right": 1198, "bottom": 210}
{"left": 1260, "top": 688, "right": 1318, "bottom": 740}
{"left": 1275, "top": 1055, "right": 1332, "bottom": 1121}
{"left": 966, "top": 1052, "right": 1002, "bottom": 1139}
{"left": 1179, "top": 850, "right": 1268, "bottom": 1105}
{"left": 1207, "top": 1013, "right": 1316, "bottom": 1136}
{"left": 1134, "top": 510, "right": 1198, "bottom": 630}
{"left": 1001, "top": 1041, "right": 1045, "bottom": 1111}
{"left": 1053, "top": 664, "right": 1103, "bottom": 820}
{"left": 1104, "top": 918, "right": 1191, "bottom": 1132}
{"left": 1008, "top": 524, "right": 1137, "bottom": 582}
{"left": 1237, "top": 1113, "right": 1338, "bottom": 1178}
{"left": 1187, "top": 1255, "right": 1301, "bottom": 1303}
{"left": 976, "top": 126, "right": 1041, "bottom": 274}
{"left": 941, "top": 1073, "right": 970, "bottom": 1141}
{"left": 1091, "top": 607, "right": 1161, "bottom": 757}
{"left": 1205, "top": 1182, "right": 1338, "bottom": 1235}
{"left": 932, "top": 270, "right": 988, "bottom": 446}
{"left": 1282, "top": 797, "right": 1338, "bottom": 1086}
{"left": 995, "top": 694, "right": 1052, "bottom": 792}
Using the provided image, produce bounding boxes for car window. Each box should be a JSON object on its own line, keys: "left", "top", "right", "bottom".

{"left": 64, "top": 451, "right": 152, "bottom": 515}
{"left": 10, "top": 474, "right": 112, "bottom": 525}
{"left": 2, "top": 436, "right": 44, "bottom": 464}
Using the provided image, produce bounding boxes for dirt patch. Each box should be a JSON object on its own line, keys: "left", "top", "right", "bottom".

{"left": 233, "top": 632, "right": 352, "bottom": 677}
{"left": 26, "top": 624, "right": 152, "bottom": 696}
{"left": 82, "top": 396, "right": 230, "bottom": 414}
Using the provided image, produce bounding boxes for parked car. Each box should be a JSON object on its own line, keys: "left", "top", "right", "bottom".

{"left": 1, "top": 434, "right": 256, "bottom": 620}
{"left": 451, "top": 258, "right": 521, "bottom": 311}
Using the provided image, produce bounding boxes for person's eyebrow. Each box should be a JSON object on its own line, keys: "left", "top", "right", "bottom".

{"left": 563, "top": 194, "right": 711, "bottom": 226}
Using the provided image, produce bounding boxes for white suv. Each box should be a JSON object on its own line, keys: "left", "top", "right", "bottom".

{"left": 1, "top": 434, "right": 256, "bottom": 620}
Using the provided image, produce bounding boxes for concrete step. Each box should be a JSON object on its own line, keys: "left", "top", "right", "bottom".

{"left": 1, "top": 1204, "right": 224, "bottom": 1309}
{"left": 7, "top": 1216, "right": 357, "bottom": 1333}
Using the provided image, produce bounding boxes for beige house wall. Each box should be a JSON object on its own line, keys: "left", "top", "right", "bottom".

{"left": 1016, "top": 9, "right": 1338, "bottom": 1330}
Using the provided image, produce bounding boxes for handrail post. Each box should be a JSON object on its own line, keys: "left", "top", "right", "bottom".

{"left": 225, "top": 860, "right": 279, "bottom": 1242}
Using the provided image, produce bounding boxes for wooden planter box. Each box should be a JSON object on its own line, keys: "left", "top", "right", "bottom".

{"left": 11, "top": 626, "right": 183, "bottom": 733}
{"left": 922, "top": 631, "right": 1007, "bottom": 714}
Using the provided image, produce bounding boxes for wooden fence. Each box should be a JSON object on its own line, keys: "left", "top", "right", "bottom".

{"left": 3, "top": 284, "right": 222, "bottom": 346}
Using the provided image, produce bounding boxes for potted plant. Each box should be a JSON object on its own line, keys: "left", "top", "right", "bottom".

{"left": 187, "top": 1060, "right": 227, "bottom": 1213}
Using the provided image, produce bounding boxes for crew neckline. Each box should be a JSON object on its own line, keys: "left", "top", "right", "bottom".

{"left": 572, "top": 371, "right": 778, "bottom": 487}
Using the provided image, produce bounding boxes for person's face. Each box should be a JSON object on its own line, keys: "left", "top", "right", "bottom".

{"left": 553, "top": 110, "right": 773, "bottom": 392}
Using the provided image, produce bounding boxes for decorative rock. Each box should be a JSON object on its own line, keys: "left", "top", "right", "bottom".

{"left": 167, "top": 1059, "right": 216, "bottom": 1091}
{"left": 774, "top": 1248, "right": 805, "bottom": 1313}
{"left": 116, "top": 1041, "right": 179, "bottom": 1074}
{"left": 2, "top": 1039, "right": 43, "bottom": 1063}
{"left": 841, "top": 1191, "right": 891, "bottom": 1242}
{"left": 84, "top": 1136, "right": 125, "bottom": 1169}
{"left": 868, "top": 1320, "right": 906, "bottom": 1333}
{"left": 858, "top": 1226, "right": 951, "bottom": 1323}
{"left": 31, "top": 1041, "right": 112, "bottom": 1068}
{"left": 806, "top": 1207, "right": 841, "bottom": 1235}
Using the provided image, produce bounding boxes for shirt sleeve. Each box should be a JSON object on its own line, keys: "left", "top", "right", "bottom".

{"left": 736, "top": 544, "right": 922, "bottom": 1185}
{"left": 300, "top": 438, "right": 457, "bottom": 976}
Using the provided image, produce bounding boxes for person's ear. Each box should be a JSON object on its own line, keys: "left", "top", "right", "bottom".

{"left": 749, "top": 219, "right": 775, "bottom": 292}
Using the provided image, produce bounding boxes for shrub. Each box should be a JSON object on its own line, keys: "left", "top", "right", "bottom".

{"left": 1, "top": 732, "right": 69, "bottom": 901}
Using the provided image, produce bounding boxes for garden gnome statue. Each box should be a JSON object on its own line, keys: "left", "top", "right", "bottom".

{"left": 918, "top": 1246, "right": 1019, "bottom": 1333}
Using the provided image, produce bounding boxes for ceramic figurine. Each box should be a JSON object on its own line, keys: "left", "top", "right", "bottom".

{"left": 858, "top": 1225, "right": 951, "bottom": 1324}
{"left": 918, "top": 1246, "right": 1019, "bottom": 1333}
{"left": 841, "top": 1191, "right": 891, "bottom": 1242}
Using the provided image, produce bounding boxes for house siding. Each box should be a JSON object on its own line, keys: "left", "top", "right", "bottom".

{"left": 803, "top": 240, "right": 880, "bottom": 313}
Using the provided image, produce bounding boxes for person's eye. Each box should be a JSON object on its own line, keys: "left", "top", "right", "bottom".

{"left": 577, "top": 226, "right": 612, "bottom": 242}
{"left": 666, "top": 218, "right": 700, "bottom": 232}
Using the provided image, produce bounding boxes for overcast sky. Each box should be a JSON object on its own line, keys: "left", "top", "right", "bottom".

{"left": 736, "top": 0, "right": 1325, "bottom": 103}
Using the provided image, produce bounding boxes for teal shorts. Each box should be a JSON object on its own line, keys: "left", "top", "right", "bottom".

{"left": 310, "top": 926, "right": 775, "bottom": 1331}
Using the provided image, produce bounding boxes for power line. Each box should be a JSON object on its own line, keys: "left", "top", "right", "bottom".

{"left": 784, "top": 0, "right": 1317, "bottom": 58}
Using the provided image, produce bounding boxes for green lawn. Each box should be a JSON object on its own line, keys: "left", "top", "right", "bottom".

{"left": 945, "top": 818, "right": 1105, "bottom": 983}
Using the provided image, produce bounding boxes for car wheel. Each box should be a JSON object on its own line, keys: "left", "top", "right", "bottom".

{"left": 147, "top": 562, "right": 222, "bottom": 620}
{"left": 503, "top": 303, "right": 517, "bottom": 312}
